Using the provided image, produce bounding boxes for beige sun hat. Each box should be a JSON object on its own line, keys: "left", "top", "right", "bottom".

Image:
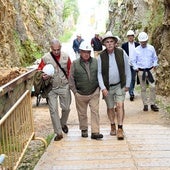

{"left": 102, "top": 31, "right": 118, "bottom": 43}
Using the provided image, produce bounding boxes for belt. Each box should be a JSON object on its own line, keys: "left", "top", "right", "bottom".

{"left": 139, "top": 67, "right": 153, "bottom": 71}
{"left": 109, "top": 82, "right": 120, "bottom": 86}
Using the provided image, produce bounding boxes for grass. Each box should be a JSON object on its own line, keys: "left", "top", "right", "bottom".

{"left": 46, "top": 133, "right": 54, "bottom": 145}
{"left": 156, "top": 97, "right": 170, "bottom": 114}
{"left": 166, "top": 106, "right": 170, "bottom": 113}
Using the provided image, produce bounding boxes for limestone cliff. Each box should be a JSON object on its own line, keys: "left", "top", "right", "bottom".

{"left": 0, "top": 0, "right": 169, "bottom": 96}
{"left": 0, "top": 0, "right": 64, "bottom": 67}
{"left": 108, "top": 0, "right": 170, "bottom": 96}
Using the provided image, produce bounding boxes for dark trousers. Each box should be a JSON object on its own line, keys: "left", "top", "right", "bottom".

{"left": 129, "top": 66, "right": 136, "bottom": 96}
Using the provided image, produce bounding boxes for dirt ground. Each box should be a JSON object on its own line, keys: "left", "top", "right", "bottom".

{"left": 18, "top": 91, "right": 170, "bottom": 170}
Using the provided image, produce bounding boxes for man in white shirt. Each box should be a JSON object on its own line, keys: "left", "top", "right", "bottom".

{"left": 98, "top": 31, "right": 131, "bottom": 140}
{"left": 131, "top": 32, "right": 159, "bottom": 112}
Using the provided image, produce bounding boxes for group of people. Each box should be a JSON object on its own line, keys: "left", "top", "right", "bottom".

{"left": 122, "top": 30, "right": 159, "bottom": 112}
{"left": 37, "top": 29, "right": 159, "bottom": 142}
{"left": 72, "top": 32, "right": 103, "bottom": 59}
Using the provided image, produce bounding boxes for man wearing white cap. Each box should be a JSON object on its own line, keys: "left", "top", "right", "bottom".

{"left": 69, "top": 41, "right": 103, "bottom": 140}
{"left": 98, "top": 31, "right": 131, "bottom": 140}
{"left": 131, "top": 32, "right": 159, "bottom": 112}
{"left": 38, "top": 39, "right": 71, "bottom": 141}
{"left": 91, "top": 32, "right": 103, "bottom": 58}
{"left": 72, "top": 34, "right": 84, "bottom": 59}
{"left": 122, "top": 30, "right": 140, "bottom": 101}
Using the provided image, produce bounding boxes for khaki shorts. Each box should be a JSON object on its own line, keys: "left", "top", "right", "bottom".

{"left": 104, "top": 84, "right": 126, "bottom": 109}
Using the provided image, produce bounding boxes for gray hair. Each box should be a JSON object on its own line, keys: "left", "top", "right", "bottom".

{"left": 50, "top": 38, "right": 61, "bottom": 46}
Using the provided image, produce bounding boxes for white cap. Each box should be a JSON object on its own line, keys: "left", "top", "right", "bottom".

{"left": 102, "top": 31, "right": 118, "bottom": 43}
{"left": 42, "top": 64, "right": 55, "bottom": 76}
{"left": 138, "top": 32, "right": 148, "bottom": 42}
{"left": 79, "top": 41, "right": 92, "bottom": 51}
{"left": 127, "top": 30, "right": 135, "bottom": 36}
{"left": 77, "top": 33, "right": 81, "bottom": 37}
{"left": 95, "top": 31, "right": 100, "bottom": 35}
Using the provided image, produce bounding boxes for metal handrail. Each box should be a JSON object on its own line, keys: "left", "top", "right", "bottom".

{"left": 0, "top": 86, "right": 47, "bottom": 169}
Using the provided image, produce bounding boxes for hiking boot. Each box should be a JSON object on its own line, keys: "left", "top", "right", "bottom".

{"left": 81, "top": 129, "right": 88, "bottom": 138}
{"left": 151, "top": 105, "right": 159, "bottom": 112}
{"left": 110, "top": 124, "right": 116, "bottom": 136}
{"left": 91, "top": 133, "right": 103, "bottom": 140}
{"left": 117, "top": 128, "right": 124, "bottom": 140}
{"left": 54, "top": 133, "right": 63, "bottom": 141}
{"left": 143, "top": 105, "right": 148, "bottom": 111}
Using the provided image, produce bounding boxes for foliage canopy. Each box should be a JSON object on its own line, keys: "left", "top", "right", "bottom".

{"left": 63, "top": 0, "right": 79, "bottom": 23}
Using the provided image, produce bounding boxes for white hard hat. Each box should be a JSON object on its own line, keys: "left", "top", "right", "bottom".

{"left": 79, "top": 41, "right": 92, "bottom": 51}
{"left": 42, "top": 64, "right": 55, "bottom": 76}
{"left": 102, "top": 31, "right": 118, "bottom": 43}
{"left": 138, "top": 32, "right": 148, "bottom": 42}
{"left": 127, "top": 30, "right": 135, "bottom": 36}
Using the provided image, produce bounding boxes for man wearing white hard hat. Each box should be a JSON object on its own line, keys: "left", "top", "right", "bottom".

{"left": 131, "top": 32, "right": 159, "bottom": 112}
{"left": 122, "top": 30, "right": 140, "bottom": 101}
{"left": 38, "top": 38, "right": 72, "bottom": 141}
{"left": 98, "top": 31, "right": 131, "bottom": 140}
{"left": 69, "top": 41, "right": 103, "bottom": 140}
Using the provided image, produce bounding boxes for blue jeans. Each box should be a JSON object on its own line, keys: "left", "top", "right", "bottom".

{"left": 129, "top": 66, "right": 136, "bottom": 96}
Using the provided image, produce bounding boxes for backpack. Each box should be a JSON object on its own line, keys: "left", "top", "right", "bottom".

{"left": 33, "top": 70, "right": 52, "bottom": 98}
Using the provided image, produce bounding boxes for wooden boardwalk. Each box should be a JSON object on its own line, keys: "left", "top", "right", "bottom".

{"left": 33, "top": 93, "right": 170, "bottom": 170}
{"left": 34, "top": 123, "right": 170, "bottom": 170}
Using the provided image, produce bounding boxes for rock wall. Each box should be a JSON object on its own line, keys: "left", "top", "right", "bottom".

{"left": 156, "top": 0, "right": 170, "bottom": 96}
{"left": 107, "top": 0, "right": 170, "bottom": 96}
{"left": 0, "top": 0, "right": 64, "bottom": 67}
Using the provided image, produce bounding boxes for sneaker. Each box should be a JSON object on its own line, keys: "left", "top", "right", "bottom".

{"left": 62, "top": 125, "right": 68, "bottom": 133}
{"left": 54, "top": 133, "right": 63, "bottom": 141}
{"left": 110, "top": 124, "right": 116, "bottom": 136}
{"left": 91, "top": 133, "right": 103, "bottom": 140}
{"left": 151, "top": 105, "right": 159, "bottom": 112}
{"left": 117, "top": 128, "right": 124, "bottom": 140}
{"left": 143, "top": 105, "right": 148, "bottom": 111}
{"left": 81, "top": 129, "right": 88, "bottom": 138}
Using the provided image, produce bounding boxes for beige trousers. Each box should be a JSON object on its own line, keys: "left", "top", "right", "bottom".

{"left": 137, "top": 69, "right": 156, "bottom": 105}
{"left": 75, "top": 88, "right": 100, "bottom": 133}
{"left": 48, "top": 85, "right": 71, "bottom": 134}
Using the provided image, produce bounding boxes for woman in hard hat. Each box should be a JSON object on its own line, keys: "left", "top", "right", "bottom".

{"left": 131, "top": 32, "right": 159, "bottom": 112}
{"left": 69, "top": 41, "right": 103, "bottom": 140}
